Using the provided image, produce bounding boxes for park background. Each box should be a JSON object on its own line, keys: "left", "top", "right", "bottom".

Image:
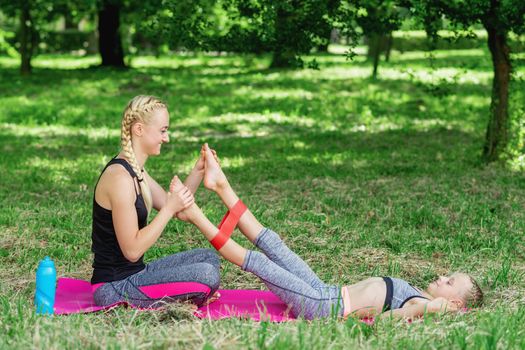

{"left": 0, "top": 1, "right": 524, "bottom": 349}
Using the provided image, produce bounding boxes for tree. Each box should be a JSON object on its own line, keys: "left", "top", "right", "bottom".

{"left": 408, "top": 0, "right": 525, "bottom": 162}
{"left": 354, "top": 0, "right": 402, "bottom": 78}
{"left": 0, "top": 0, "right": 52, "bottom": 75}
{"left": 0, "top": 0, "right": 96, "bottom": 74}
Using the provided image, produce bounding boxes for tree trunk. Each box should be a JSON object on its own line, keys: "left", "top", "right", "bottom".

{"left": 384, "top": 33, "right": 393, "bottom": 62}
{"left": 366, "top": 34, "right": 376, "bottom": 61}
{"left": 482, "top": 25, "right": 511, "bottom": 162}
{"left": 317, "top": 26, "right": 332, "bottom": 53}
{"left": 64, "top": 12, "right": 77, "bottom": 30}
{"left": 270, "top": 50, "right": 297, "bottom": 68}
{"left": 369, "top": 34, "right": 382, "bottom": 79}
{"left": 20, "top": 4, "right": 32, "bottom": 75}
{"left": 98, "top": 1, "right": 125, "bottom": 67}
{"left": 270, "top": 5, "right": 296, "bottom": 68}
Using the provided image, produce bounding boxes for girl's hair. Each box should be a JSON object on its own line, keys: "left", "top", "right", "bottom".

{"left": 121, "top": 95, "right": 167, "bottom": 214}
{"left": 464, "top": 275, "right": 484, "bottom": 308}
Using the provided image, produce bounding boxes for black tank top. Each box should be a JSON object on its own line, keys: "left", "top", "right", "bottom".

{"left": 91, "top": 157, "right": 148, "bottom": 284}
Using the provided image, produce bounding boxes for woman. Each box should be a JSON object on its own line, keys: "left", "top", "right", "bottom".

{"left": 91, "top": 95, "right": 220, "bottom": 308}
{"left": 176, "top": 144, "right": 484, "bottom": 320}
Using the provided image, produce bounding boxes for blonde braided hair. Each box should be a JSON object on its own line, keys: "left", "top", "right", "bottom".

{"left": 121, "top": 95, "right": 167, "bottom": 214}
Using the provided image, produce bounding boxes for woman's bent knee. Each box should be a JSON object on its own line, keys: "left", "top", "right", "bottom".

{"left": 93, "top": 283, "right": 119, "bottom": 307}
{"left": 192, "top": 262, "right": 220, "bottom": 292}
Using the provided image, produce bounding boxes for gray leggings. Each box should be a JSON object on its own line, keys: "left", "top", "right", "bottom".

{"left": 243, "top": 228, "right": 343, "bottom": 320}
{"left": 93, "top": 248, "right": 220, "bottom": 308}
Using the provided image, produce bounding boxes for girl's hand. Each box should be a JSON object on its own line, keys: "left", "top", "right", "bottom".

{"left": 426, "top": 297, "right": 459, "bottom": 313}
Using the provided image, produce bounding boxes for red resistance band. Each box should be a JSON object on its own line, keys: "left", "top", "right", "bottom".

{"left": 210, "top": 199, "right": 247, "bottom": 250}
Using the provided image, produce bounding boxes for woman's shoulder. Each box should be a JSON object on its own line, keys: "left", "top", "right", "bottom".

{"left": 96, "top": 163, "right": 136, "bottom": 200}
{"left": 100, "top": 163, "right": 134, "bottom": 184}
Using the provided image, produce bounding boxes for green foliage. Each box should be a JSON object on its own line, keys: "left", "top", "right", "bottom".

{"left": 146, "top": 0, "right": 345, "bottom": 68}
{"left": 0, "top": 0, "right": 98, "bottom": 73}
{"left": 354, "top": 0, "right": 401, "bottom": 36}
{"left": 0, "top": 28, "right": 18, "bottom": 57}
{"left": 407, "top": 0, "right": 525, "bottom": 42}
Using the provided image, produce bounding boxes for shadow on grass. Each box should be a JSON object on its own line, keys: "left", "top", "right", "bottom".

{"left": 0, "top": 124, "right": 483, "bottom": 192}
{"left": 0, "top": 64, "right": 494, "bottom": 131}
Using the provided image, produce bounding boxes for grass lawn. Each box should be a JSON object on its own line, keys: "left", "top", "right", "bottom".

{"left": 0, "top": 47, "right": 524, "bottom": 349}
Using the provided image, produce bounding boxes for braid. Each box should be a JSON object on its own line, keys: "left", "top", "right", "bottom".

{"left": 120, "top": 95, "right": 168, "bottom": 215}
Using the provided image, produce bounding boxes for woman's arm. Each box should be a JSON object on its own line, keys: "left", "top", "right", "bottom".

{"left": 143, "top": 170, "right": 169, "bottom": 211}
{"left": 144, "top": 170, "right": 197, "bottom": 217}
{"left": 184, "top": 166, "right": 204, "bottom": 194}
{"left": 144, "top": 145, "right": 219, "bottom": 212}
{"left": 110, "top": 170, "right": 193, "bottom": 262}
{"left": 144, "top": 167, "right": 201, "bottom": 210}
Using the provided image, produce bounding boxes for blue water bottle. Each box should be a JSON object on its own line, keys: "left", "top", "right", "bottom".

{"left": 35, "top": 256, "right": 56, "bottom": 315}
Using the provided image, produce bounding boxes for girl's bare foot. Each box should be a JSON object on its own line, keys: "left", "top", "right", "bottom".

{"left": 170, "top": 176, "right": 191, "bottom": 221}
{"left": 169, "top": 175, "right": 184, "bottom": 193}
{"left": 203, "top": 143, "right": 229, "bottom": 192}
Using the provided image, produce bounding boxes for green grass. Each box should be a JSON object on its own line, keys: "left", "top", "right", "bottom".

{"left": 0, "top": 48, "right": 524, "bottom": 349}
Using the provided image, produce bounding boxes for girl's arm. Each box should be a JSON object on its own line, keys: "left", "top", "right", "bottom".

{"left": 379, "top": 297, "right": 458, "bottom": 320}
{"left": 111, "top": 169, "right": 193, "bottom": 262}
{"left": 379, "top": 302, "right": 426, "bottom": 320}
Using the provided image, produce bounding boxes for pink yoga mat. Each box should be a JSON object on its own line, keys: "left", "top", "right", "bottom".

{"left": 54, "top": 278, "right": 377, "bottom": 324}
{"left": 54, "top": 278, "right": 294, "bottom": 321}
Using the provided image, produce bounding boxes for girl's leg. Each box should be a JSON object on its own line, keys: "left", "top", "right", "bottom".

{"left": 252, "top": 228, "right": 326, "bottom": 288}
{"left": 183, "top": 203, "right": 343, "bottom": 319}
{"left": 244, "top": 250, "right": 343, "bottom": 320}
{"left": 201, "top": 144, "right": 325, "bottom": 287}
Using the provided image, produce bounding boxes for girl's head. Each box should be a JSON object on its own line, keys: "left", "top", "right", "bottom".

{"left": 426, "top": 272, "right": 483, "bottom": 308}
{"left": 121, "top": 95, "right": 169, "bottom": 213}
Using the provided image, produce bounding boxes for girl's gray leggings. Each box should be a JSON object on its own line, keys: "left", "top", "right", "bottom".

{"left": 243, "top": 228, "right": 344, "bottom": 320}
{"left": 93, "top": 248, "right": 220, "bottom": 308}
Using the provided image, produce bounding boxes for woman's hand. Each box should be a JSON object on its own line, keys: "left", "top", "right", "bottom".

{"left": 166, "top": 176, "right": 194, "bottom": 214}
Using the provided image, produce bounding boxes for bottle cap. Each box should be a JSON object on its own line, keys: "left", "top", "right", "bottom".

{"left": 39, "top": 256, "right": 55, "bottom": 268}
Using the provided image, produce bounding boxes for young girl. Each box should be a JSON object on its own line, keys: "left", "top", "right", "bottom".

{"left": 174, "top": 144, "right": 483, "bottom": 320}
{"left": 91, "top": 95, "right": 221, "bottom": 308}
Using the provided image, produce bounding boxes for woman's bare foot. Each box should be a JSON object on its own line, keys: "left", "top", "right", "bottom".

{"left": 203, "top": 143, "right": 229, "bottom": 192}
